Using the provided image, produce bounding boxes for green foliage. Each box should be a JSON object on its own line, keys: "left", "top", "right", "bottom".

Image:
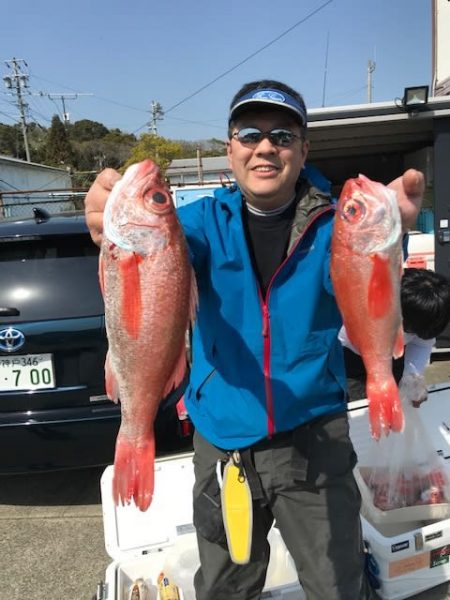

{"left": 0, "top": 119, "right": 226, "bottom": 179}
{"left": 68, "top": 119, "right": 110, "bottom": 142}
{"left": 70, "top": 127, "right": 137, "bottom": 171}
{"left": 27, "top": 123, "right": 49, "bottom": 164}
{"left": 176, "top": 138, "right": 226, "bottom": 158}
{"left": 45, "top": 115, "right": 75, "bottom": 166}
{"left": 0, "top": 123, "right": 25, "bottom": 159}
{"left": 122, "top": 133, "right": 184, "bottom": 174}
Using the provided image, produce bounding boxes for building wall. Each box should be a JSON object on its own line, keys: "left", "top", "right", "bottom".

{"left": 0, "top": 157, "right": 73, "bottom": 218}
{"left": 166, "top": 156, "right": 232, "bottom": 186}
{"left": 433, "top": 0, "right": 450, "bottom": 95}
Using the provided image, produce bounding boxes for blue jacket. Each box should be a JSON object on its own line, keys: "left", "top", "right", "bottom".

{"left": 178, "top": 179, "right": 347, "bottom": 450}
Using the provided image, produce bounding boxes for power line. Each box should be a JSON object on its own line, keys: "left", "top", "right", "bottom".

{"left": 130, "top": 1, "right": 334, "bottom": 136}
{"left": 0, "top": 109, "right": 20, "bottom": 124}
{"left": 164, "top": 0, "right": 334, "bottom": 115}
{"left": 30, "top": 72, "right": 148, "bottom": 113}
{"left": 44, "top": 93, "right": 93, "bottom": 124}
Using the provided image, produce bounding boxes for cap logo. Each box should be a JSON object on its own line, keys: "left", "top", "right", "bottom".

{"left": 252, "top": 90, "right": 286, "bottom": 103}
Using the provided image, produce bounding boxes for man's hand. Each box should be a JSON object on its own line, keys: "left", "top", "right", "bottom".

{"left": 85, "top": 168, "right": 122, "bottom": 246}
{"left": 388, "top": 168, "right": 425, "bottom": 232}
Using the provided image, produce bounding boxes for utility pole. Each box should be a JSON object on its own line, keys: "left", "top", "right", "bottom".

{"left": 3, "top": 57, "right": 31, "bottom": 161}
{"left": 196, "top": 147, "right": 204, "bottom": 184}
{"left": 149, "top": 101, "right": 164, "bottom": 134}
{"left": 43, "top": 92, "right": 93, "bottom": 125}
{"left": 367, "top": 59, "right": 376, "bottom": 103}
{"left": 321, "top": 31, "right": 330, "bottom": 107}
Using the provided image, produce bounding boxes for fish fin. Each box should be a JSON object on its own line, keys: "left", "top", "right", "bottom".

{"left": 189, "top": 267, "right": 198, "bottom": 325}
{"left": 368, "top": 253, "right": 393, "bottom": 319}
{"left": 119, "top": 252, "right": 143, "bottom": 339}
{"left": 393, "top": 327, "right": 404, "bottom": 359}
{"left": 162, "top": 344, "right": 187, "bottom": 397}
{"left": 105, "top": 351, "right": 120, "bottom": 403}
{"left": 112, "top": 431, "right": 155, "bottom": 512}
{"left": 98, "top": 254, "right": 105, "bottom": 297}
{"left": 366, "top": 376, "right": 404, "bottom": 440}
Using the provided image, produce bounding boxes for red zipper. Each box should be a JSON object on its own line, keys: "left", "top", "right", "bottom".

{"left": 259, "top": 207, "right": 333, "bottom": 437}
{"left": 261, "top": 302, "right": 274, "bottom": 435}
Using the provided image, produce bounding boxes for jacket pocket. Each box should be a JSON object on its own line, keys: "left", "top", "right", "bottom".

{"left": 195, "top": 367, "right": 217, "bottom": 400}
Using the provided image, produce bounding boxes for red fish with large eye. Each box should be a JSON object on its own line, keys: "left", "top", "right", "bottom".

{"left": 99, "top": 159, "right": 197, "bottom": 511}
{"left": 331, "top": 174, "right": 404, "bottom": 439}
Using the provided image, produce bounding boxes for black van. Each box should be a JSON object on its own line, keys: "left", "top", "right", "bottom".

{"left": 0, "top": 209, "right": 190, "bottom": 473}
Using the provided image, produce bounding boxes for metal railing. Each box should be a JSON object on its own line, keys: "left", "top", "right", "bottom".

{"left": 0, "top": 188, "right": 88, "bottom": 219}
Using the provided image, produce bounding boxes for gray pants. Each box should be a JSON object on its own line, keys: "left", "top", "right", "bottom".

{"left": 192, "top": 412, "right": 370, "bottom": 600}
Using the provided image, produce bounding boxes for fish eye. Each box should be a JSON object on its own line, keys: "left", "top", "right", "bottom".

{"left": 146, "top": 188, "right": 173, "bottom": 213}
{"left": 153, "top": 191, "right": 167, "bottom": 204}
{"left": 341, "top": 199, "right": 365, "bottom": 223}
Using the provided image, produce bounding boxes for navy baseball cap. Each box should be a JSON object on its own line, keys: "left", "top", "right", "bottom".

{"left": 228, "top": 88, "right": 307, "bottom": 127}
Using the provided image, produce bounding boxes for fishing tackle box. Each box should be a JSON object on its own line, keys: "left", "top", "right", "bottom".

{"left": 348, "top": 384, "right": 450, "bottom": 599}
{"left": 98, "top": 453, "right": 306, "bottom": 600}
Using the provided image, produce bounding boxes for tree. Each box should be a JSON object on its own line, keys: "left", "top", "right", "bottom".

{"left": 27, "top": 123, "right": 49, "bottom": 164}
{"left": 123, "top": 134, "right": 183, "bottom": 174}
{"left": 69, "top": 126, "right": 137, "bottom": 172}
{"left": 176, "top": 138, "right": 227, "bottom": 158}
{"left": 45, "top": 115, "right": 74, "bottom": 166}
{"left": 68, "top": 119, "right": 110, "bottom": 142}
{"left": 0, "top": 123, "right": 25, "bottom": 159}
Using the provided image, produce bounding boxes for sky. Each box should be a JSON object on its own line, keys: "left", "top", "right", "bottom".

{"left": 0, "top": 0, "right": 432, "bottom": 142}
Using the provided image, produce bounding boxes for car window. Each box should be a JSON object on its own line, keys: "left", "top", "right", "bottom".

{"left": 0, "top": 234, "right": 99, "bottom": 261}
{"left": 0, "top": 233, "right": 104, "bottom": 321}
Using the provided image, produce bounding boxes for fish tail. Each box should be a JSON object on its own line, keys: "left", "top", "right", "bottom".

{"left": 112, "top": 432, "right": 155, "bottom": 512}
{"left": 367, "top": 377, "right": 404, "bottom": 440}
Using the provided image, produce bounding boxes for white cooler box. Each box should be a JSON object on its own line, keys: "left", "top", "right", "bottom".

{"left": 97, "top": 384, "right": 450, "bottom": 600}
{"left": 99, "top": 453, "right": 305, "bottom": 600}
{"left": 348, "top": 383, "right": 450, "bottom": 600}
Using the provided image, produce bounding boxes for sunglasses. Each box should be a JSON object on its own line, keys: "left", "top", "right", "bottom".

{"left": 232, "top": 127, "right": 302, "bottom": 147}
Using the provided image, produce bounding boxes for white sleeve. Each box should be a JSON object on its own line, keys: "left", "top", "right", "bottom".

{"left": 338, "top": 325, "right": 360, "bottom": 354}
{"left": 403, "top": 335, "right": 435, "bottom": 376}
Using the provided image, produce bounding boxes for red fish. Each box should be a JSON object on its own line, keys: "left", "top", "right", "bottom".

{"left": 331, "top": 174, "right": 404, "bottom": 439}
{"left": 99, "top": 159, "right": 197, "bottom": 511}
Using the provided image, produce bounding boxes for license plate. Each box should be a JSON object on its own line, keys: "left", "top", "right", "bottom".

{"left": 0, "top": 354, "right": 55, "bottom": 391}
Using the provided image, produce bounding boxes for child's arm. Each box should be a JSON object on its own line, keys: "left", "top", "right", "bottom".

{"left": 401, "top": 335, "right": 435, "bottom": 407}
{"left": 403, "top": 335, "right": 435, "bottom": 376}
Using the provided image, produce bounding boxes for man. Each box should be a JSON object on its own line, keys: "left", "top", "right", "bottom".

{"left": 85, "top": 80, "right": 424, "bottom": 600}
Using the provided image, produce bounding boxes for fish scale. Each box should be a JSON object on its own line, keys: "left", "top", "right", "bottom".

{"left": 331, "top": 174, "right": 404, "bottom": 440}
{"left": 99, "top": 159, "right": 197, "bottom": 511}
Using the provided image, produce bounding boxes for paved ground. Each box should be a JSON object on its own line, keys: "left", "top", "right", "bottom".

{"left": 0, "top": 357, "right": 449, "bottom": 600}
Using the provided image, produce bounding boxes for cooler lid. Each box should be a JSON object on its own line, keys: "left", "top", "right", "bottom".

{"left": 101, "top": 452, "right": 196, "bottom": 561}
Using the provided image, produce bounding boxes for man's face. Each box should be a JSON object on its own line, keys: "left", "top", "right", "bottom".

{"left": 227, "top": 108, "right": 309, "bottom": 210}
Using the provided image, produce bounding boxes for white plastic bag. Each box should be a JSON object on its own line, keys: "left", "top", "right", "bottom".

{"left": 361, "top": 381, "right": 450, "bottom": 512}
{"left": 399, "top": 362, "right": 428, "bottom": 407}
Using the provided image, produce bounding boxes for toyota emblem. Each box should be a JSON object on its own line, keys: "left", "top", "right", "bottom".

{"left": 0, "top": 327, "right": 26, "bottom": 352}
